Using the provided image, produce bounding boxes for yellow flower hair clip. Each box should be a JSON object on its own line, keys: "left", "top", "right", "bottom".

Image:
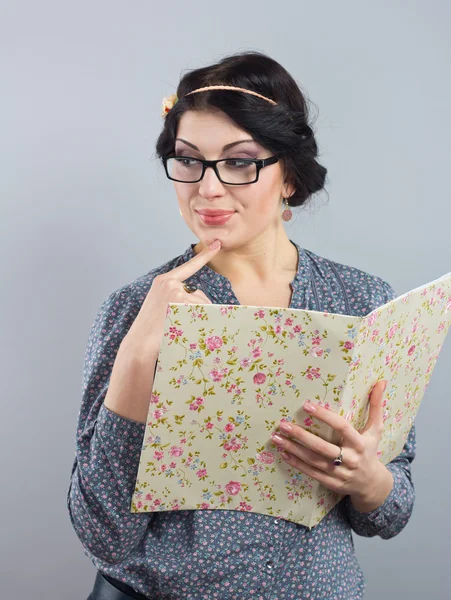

{"left": 161, "top": 93, "right": 178, "bottom": 118}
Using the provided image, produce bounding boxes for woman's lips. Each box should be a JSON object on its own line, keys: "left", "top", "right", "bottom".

{"left": 196, "top": 211, "right": 235, "bottom": 226}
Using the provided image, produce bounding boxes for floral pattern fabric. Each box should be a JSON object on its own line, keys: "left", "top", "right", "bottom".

{"left": 67, "top": 241, "right": 417, "bottom": 599}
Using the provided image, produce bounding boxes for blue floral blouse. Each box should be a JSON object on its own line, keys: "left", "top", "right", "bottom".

{"left": 67, "top": 240, "right": 416, "bottom": 600}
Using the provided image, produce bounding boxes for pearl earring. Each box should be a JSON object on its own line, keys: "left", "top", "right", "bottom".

{"left": 281, "top": 198, "right": 293, "bottom": 222}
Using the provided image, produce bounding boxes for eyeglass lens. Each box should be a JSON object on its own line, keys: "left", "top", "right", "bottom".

{"left": 166, "top": 158, "right": 258, "bottom": 184}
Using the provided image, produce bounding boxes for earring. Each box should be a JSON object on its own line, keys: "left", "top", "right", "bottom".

{"left": 281, "top": 198, "right": 293, "bottom": 222}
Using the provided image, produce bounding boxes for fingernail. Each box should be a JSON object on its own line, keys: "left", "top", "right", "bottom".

{"left": 279, "top": 421, "right": 292, "bottom": 433}
{"left": 304, "top": 402, "right": 316, "bottom": 413}
{"left": 209, "top": 240, "right": 221, "bottom": 250}
{"left": 271, "top": 433, "right": 284, "bottom": 444}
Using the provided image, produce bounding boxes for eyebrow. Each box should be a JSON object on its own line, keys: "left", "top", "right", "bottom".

{"left": 175, "top": 138, "right": 256, "bottom": 152}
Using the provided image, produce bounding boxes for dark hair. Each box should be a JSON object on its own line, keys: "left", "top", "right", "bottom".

{"left": 155, "top": 51, "right": 328, "bottom": 208}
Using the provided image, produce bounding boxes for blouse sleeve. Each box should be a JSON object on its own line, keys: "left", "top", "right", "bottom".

{"left": 343, "top": 423, "right": 416, "bottom": 539}
{"left": 343, "top": 278, "right": 417, "bottom": 539}
{"left": 66, "top": 286, "right": 153, "bottom": 564}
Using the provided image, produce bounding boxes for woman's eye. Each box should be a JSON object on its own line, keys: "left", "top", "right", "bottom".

{"left": 175, "top": 158, "right": 198, "bottom": 167}
{"left": 224, "top": 158, "right": 253, "bottom": 168}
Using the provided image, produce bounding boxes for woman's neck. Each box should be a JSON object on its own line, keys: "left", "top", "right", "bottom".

{"left": 193, "top": 228, "right": 299, "bottom": 287}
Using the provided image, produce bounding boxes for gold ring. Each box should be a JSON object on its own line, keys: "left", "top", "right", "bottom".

{"left": 183, "top": 283, "right": 197, "bottom": 294}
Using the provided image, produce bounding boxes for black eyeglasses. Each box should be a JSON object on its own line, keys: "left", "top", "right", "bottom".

{"left": 162, "top": 155, "right": 280, "bottom": 185}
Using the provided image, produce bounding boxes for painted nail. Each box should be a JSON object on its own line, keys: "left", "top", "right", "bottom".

{"left": 304, "top": 402, "right": 316, "bottom": 413}
{"left": 281, "top": 451, "right": 290, "bottom": 460}
{"left": 271, "top": 433, "right": 284, "bottom": 444}
{"left": 279, "top": 421, "right": 292, "bottom": 433}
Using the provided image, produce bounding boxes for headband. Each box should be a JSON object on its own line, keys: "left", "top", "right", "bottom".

{"left": 161, "top": 85, "right": 277, "bottom": 117}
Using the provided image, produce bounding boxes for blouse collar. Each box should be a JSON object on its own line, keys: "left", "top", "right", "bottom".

{"left": 180, "top": 239, "right": 311, "bottom": 291}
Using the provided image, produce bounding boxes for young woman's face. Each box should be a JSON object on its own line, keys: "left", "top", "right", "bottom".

{"left": 172, "top": 109, "right": 293, "bottom": 250}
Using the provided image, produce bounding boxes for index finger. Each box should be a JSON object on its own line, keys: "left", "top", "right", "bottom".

{"left": 300, "top": 402, "right": 363, "bottom": 449}
{"left": 169, "top": 240, "right": 222, "bottom": 281}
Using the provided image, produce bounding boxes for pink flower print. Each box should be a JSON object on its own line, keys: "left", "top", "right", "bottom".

{"left": 150, "top": 393, "right": 159, "bottom": 404}
{"left": 137, "top": 501, "right": 143, "bottom": 509}
{"left": 318, "top": 498, "right": 325, "bottom": 506}
{"left": 145, "top": 493, "right": 153, "bottom": 501}
{"left": 324, "top": 403, "right": 331, "bottom": 410}
{"left": 200, "top": 502, "right": 210, "bottom": 509}
{"left": 223, "top": 437, "right": 242, "bottom": 452}
{"left": 253, "top": 372, "right": 267, "bottom": 385}
{"left": 225, "top": 481, "right": 241, "bottom": 496}
{"left": 224, "top": 422, "right": 235, "bottom": 432}
{"left": 170, "top": 462, "right": 176, "bottom": 469}
{"left": 169, "top": 446, "right": 183, "bottom": 457}
{"left": 154, "top": 451, "right": 164, "bottom": 461}
{"left": 275, "top": 325, "right": 282, "bottom": 334}
{"left": 255, "top": 309, "right": 265, "bottom": 318}
{"left": 238, "top": 501, "right": 252, "bottom": 511}
{"left": 293, "top": 325, "right": 302, "bottom": 333}
{"left": 240, "top": 357, "right": 252, "bottom": 368}
{"left": 189, "top": 343, "right": 197, "bottom": 350}
{"left": 438, "top": 322, "right": 445, "bottom": 334}
{"left": 154, "top": 499, "right": 161, "bottom": 506}
{"left": 388, "top": 323, "right": 399, "bottom": 339}
{"left": 256, "top": 451, "right": 275, "bottom": 464}
{"left": 383, "top": 409, "right": 389, "bottom": 423}
{"left": 160, "top": 464, "right": 167, "bottom": 472}
{"left": 288, "top": 492, "right": 295, "bottom": 500}
{"left": 304, "top": 416, "right": 314, "bottom": 427}
{"left": 367, "top": 313, "right": 377, "bottom": 326}
{"left": 284, "top": 318, "right": 293, "bottom": 326}
{"left": 312, "top": 336, "right": 322, "bottom": 346}
{"left": 206, "top": 335, "right": 223, "bottom": 351}
{"left": 209, "top": 368, "right": 223, "bottom": 382}
{"left": 196, "top": 469, "right": 208, "bottom": 478}
{"left": 394, "top": 410, "right": 403, "bottom": 423}
{"left": 305, "top": 366, "right": 321, "bottom": 380}
{"left": 153, "top": 409, "right": 163, "bottom": 420}
{"left": 371, "top": 329, "right": 379, "bottom": 342}
{"left": 251, "top": 347, "right": 262, "bottom": 358}
{"left": 206, "top": 422, "right": 214, "bottom": 430}
{"left": 310, "top": 347, "right": 323, "bottom": 358}
{"left": 344, "top": 341, "right": 354, "bottom": 350}
{"left": 384, "top": 353, "right": 393, "bottom": 365}
{"left": 285, "top": 379, "right": 292, "bottom": 386}
{"left": 408, "top": 345, "right": 416, "bottom": 356}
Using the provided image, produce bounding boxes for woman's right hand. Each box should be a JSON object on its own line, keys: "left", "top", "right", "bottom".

{"left": 123, "top": 239, "right": 222, "bottom": 361}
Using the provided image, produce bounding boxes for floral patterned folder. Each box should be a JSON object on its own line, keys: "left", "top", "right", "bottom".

{"left": 131, "top": 272, "right": 451, "bottom": 528}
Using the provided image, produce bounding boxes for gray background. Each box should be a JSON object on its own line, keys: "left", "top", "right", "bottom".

{"left": 1, "top": 1, "right": 450, "bottom": 598}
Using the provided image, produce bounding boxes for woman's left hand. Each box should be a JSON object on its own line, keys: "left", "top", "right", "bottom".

{"left": 271, "top": 380, "right": 394, "bottom": 512}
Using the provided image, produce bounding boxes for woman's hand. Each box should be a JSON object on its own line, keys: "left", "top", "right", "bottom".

{"left": 104, "top": 239, "right": 222, "bottom": 423}
{"left": 271, "top": 380, "right": 394, "bottom": 512}
{"left": 123, "top": 239, "right": 222, "bottom": 361}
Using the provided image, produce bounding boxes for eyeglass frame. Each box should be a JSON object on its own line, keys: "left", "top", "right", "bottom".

{"left": 161, "top": 154, "right": 280, "bottom": 185}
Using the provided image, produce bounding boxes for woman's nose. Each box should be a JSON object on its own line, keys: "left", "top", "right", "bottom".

{"left": 198, "top": 165, "right": 226, "bottom": 197}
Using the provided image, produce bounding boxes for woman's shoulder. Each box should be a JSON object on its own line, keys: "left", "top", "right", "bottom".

{"left": 302, "top": 247, "right": 397, "bottom": 312}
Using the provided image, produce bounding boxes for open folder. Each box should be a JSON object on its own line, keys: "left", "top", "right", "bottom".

{"left": 131, "top": 272, "right": 451, "bottom": 528}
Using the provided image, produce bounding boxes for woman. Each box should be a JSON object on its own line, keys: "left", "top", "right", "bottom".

{"left": 68, "top": 51, "right": 416, "bottom": 600}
